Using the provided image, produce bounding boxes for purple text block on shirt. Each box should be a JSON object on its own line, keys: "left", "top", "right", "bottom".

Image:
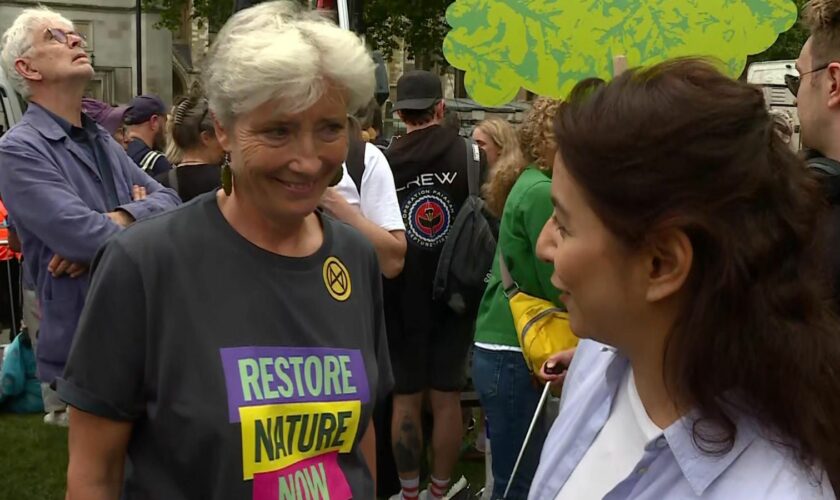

{"left": 219, "top": 346, "right": 370, "bottom": 423}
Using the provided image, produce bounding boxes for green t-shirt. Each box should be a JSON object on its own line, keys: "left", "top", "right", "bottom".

{"left": 474, "top": 166, "right": 563, "bottom": 347}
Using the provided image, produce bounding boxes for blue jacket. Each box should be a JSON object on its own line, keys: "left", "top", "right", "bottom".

{"left": 0, "top": 103, "right": 181, "bottom": 383}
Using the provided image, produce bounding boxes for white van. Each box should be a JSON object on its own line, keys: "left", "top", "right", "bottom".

{"left": 0, "top": 67, "right": 24, "bottom": 137}
{"left": 746, "top": 60, "right": 800, "bottom": 149}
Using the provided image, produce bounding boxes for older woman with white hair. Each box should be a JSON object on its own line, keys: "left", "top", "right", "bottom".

{"left": 57, "top": 2, "right": 392, "bottom": 499}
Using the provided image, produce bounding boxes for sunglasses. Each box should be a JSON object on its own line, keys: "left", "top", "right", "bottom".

{"left": 785, "top": 63, "right": 831, "bottom": 97}
{"left": 45, "top": 27, "right": 88, "bottom": 49}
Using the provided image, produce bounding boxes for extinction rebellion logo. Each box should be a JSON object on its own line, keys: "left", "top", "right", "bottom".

{"left": 402, "top": 188, "right": 454, "bottom": 249}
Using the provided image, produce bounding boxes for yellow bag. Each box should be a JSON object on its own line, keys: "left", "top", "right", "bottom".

{"left": 499, "top": 252, "right": 578, "bottom": 373}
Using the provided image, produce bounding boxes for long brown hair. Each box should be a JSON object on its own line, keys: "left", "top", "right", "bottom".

{"left": 483, "top": 99, "right": 557, "bottom": 217}
{"left": 555, "top": 58, "right": 840, "bottom": 488}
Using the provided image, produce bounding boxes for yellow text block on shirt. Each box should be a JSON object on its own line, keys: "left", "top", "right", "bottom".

{"left": 239, "top": 400, "right": 361, "bottom": 480}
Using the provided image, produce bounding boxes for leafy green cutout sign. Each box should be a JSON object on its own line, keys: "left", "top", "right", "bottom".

{"left": 443, "top": 0, "right": 799, "bottom": 105}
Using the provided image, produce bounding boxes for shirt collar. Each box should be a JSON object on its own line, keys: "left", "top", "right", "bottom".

{"left": 602, "top": 346, "right": 760, "bottom": 496}
{"left": 663, "top": 396, "right": 760, "bottom": 495}
{"left": 31, "top": 102, "right": 101, "bottom": 138}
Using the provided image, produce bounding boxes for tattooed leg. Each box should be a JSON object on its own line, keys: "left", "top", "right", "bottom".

{"left": 392, "top": 393, "right": 424, "bottom": 477}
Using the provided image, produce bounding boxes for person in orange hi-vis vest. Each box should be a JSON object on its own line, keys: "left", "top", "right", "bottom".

{"left": 0, "top": 199, "right": 21, "bottom": 262}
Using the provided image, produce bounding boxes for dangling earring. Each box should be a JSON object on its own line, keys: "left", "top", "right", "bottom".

{"left": 328, "top": 165, "right": 343, "bottom": 187}
{"left": 221, "top": 152, "right": 232, "bottom": 195}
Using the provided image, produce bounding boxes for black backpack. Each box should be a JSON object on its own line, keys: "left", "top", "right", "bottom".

{"left": 432, "top": 138, "right": 498, "bottom": 315}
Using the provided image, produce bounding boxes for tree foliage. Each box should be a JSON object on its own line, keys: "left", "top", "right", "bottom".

{"left": 144, "top": 0, "right": 455, "bottom": 68}
{"left": 363, "top": 0, "right": 455, "bottom": 68}
{"left": 142, "top": 0, "right": 233, "bottom": 32}
{"left": 146, "top": 0, "right": 808, "bottom": 73}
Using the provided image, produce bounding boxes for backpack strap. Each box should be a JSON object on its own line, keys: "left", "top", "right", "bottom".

{"left": 140, "top": 150, "right": 163, "bottom": 172}
{"left": 464, "top": 137, "right": 481, "bottom": 197}
{"left": 168, "top": 167, "right": 180, "bottom": 195}
{"left": 346, "top": 139, "right": 366, "bottom": 196}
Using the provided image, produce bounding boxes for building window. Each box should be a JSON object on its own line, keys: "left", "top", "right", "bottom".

{"left": 85, "top": 67, "right": 133, "bottom": 105}
{"left": 73, "top": 20, "right": 94, "bottom": 53}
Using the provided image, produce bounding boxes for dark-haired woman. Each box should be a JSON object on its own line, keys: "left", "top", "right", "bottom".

{"left": 530, "top": 58, "right": 839, "bottom": 499}
{"left": 155, "top": 92, "right": 225, "bottom": 202}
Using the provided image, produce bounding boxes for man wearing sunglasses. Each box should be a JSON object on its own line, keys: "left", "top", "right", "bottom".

{"left": 794, "top": 0, "right": 840, "bottom": 301}
{"left": 792, "top": 50, "right": 840, "bottom": 162}
{"left": 0, "top": 7, "right": 180, "bottom": 426}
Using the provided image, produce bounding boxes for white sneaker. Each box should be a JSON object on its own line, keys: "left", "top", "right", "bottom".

{"left": 43, "top": 410, "right": 69, "bottom": 427}
{"left": 437, "top": 477, "right": 469, "bottom": 500}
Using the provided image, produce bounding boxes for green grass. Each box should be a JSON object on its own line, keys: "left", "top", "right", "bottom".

{"left": 0, "top": 414, "right": 68, "bottom": 500}
{"left": 1, "top": 413, "right": 486, "bottom": 500}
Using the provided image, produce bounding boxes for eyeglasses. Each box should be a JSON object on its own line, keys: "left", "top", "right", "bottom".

{"left": 785, "top": 63, "right": 831, "bottom": 97}
{"left": 45, "top": 28, "right": 88, "bottom": 49}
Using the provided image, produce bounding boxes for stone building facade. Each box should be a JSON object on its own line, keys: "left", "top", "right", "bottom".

{"left": 0, "top": 0, "right": 173, "bottom": 105}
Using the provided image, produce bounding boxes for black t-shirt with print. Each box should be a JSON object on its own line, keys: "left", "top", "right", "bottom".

{"left": 155, "top": 163, "right": 221, "bottom": 202}
{"left": 57, "top": 193, "right": 393, "bottom": 500}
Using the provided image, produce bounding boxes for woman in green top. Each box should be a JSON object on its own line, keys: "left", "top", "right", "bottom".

{"left": 472, "top": 98, "right": 562, "bottom": 499}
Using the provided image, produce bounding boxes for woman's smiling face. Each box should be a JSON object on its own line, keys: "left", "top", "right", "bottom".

{"left": 217, "top": 90, "right": 349, "bottom": 222}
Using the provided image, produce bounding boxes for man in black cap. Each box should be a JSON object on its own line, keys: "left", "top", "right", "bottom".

{"left": 124, "top": 94, "right": 172, "bottom": 176}
{"left": 384, "top": 70, "right": 484, "bottom": 500}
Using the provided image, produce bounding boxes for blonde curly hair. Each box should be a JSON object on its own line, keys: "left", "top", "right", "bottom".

{"left": 483, "top": 98, "right": 560, "bottom": 217}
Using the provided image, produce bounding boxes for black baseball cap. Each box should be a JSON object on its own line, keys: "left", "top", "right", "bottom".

{"left": 123, "top": 95, "right": 167, "bottom": 125}
{"left": 393, "top": 70, "right": 443, "bottom": 111}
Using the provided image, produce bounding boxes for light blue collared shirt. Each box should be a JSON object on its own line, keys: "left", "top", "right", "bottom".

{"left": 529, "top": 340, "right": 835, "bottom": 500}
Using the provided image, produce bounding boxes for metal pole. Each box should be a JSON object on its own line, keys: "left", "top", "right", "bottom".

{"left": 337, "top": 0, "right": 349, "bottom": 31}
{"left": 135, "top": 0, "right": 143, "bottom": 94}
{"left": 2, "top": 243, "right": 17, "bottom": 339}
{"left": 503, "top": 382, "right": 551, "bottom": 499}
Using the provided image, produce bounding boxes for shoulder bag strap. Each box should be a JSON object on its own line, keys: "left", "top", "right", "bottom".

{"left": 346, "top": 139, "right": 366, "bottom": 195}
{"left": 464, "top": 137, "right": 480, "bottom": 197}
{"left": 498, "top": 249, "right": 519, "bottom": 297}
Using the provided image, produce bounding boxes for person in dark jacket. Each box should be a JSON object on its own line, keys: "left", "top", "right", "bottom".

{"left": 384, "top": 70, "right": 486, "bottom": 500}
{"left": 792, "top": 0, "right": 840, "bottom": 300}
{"left": 124, "top": 94, "right": 173, "bottom": 176}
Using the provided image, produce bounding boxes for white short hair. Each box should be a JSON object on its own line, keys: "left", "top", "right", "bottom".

{"left": 204, "top": 0, "right": 375, "bottom": 126}
{"left": 0, "top": 6, "right": 74, "bottom": 100}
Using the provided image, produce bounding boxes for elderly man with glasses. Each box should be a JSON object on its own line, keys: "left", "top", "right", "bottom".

{"left": 0, "top": 7, "right": 179, "bottom": 426}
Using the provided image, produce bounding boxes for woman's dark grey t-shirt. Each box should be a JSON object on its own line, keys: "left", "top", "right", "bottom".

{"left": 58, "top": 192, "right": 393, "bottom": 500}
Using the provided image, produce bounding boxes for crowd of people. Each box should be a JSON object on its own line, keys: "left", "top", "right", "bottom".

{"left": 2, "top": 0, "right": 840, "bottom": 499}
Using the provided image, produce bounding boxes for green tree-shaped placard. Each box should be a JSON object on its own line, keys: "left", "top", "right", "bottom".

{"left": 443, "top": 0, "right": 799, "bottom": 105}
